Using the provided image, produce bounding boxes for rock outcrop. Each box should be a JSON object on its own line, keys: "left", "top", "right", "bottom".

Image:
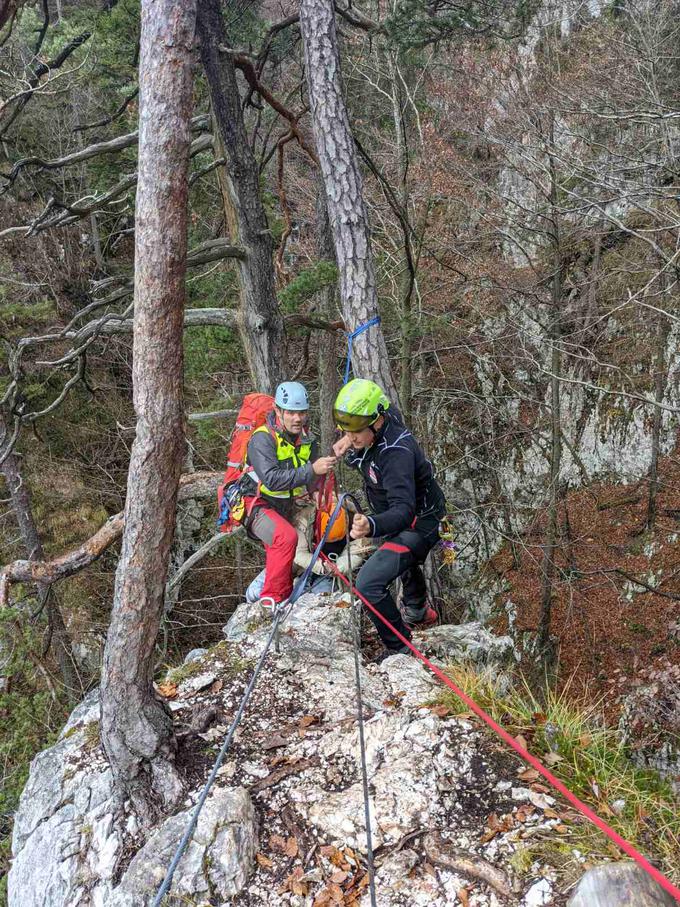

{"left": 8, "top": 591, "right": 596, "bottom": 906}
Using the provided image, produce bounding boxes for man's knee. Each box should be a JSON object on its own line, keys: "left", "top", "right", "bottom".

{"left": 357, "top": 550, "right": 394, "bottom": 601}
{"left": 272, "top": 517, "right": 298, "bottom": 552}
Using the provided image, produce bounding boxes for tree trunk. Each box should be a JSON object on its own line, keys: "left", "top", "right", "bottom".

{"left": 386, "top": 50, "right": 417, "bottom": 422}
{"left": 197, "top": 0, "right": 285, "bottom": 393}
{"left": 0, "top": 413, "right": 79, "bottom": 696}
{"left": 100, "top": 0, "right": 196, "bottom": 825}
{"left": 300, "top": 0, "right": 399, "bottom": 402}
{"left": 538, "top": 144, "right": 563, "bottom": 665}
{"left": 646, "top": 278, "right": 670, "bottom": 530}
{"left": 315, "top": 177, "right": 340, "bottom": 452}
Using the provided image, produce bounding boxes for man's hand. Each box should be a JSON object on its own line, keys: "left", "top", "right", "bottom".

{"left": 350, "top": 513, "right": 371, "bottom": 539}
{"left": 312, "top": 456, "right": 337, "bottom": 476}
{"left": 332, "top": 434, "right": 352, "bottom": 457}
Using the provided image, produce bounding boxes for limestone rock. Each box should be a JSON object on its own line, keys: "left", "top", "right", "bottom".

{"left": 619, "top": 667, "right": 680, "bottom": 792}
{"left": 568, "top": 862, "right": 677, "bottom": 907}
{"left": 419, "top": 621, "right": 517, "bottom": 669}
{"left": 110, "top": 786, "right": 257, "bottom": 906}
{"left": 9, "top": 591, "right": 563, "bottom": 907}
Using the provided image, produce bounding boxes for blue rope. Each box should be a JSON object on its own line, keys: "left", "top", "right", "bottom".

{"left": 151, "top": 492, "right": 351, "bottom": 907}
{"left": 344, "top": 317, "right": 381, "bottom": 384}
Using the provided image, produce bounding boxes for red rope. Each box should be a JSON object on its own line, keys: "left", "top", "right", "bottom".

{"left": 321, "top": 553, "right": 680, "bottom": 903}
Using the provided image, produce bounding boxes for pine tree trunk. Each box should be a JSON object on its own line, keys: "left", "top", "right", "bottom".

{"left": 100, "top": 0, "right": 196, "bottom": 825}
{"left": 300, "top": 0, "right": 399, "bottom": 401}
{"left": 315, "top": 178, "right": 340, "bottom": 452}
{"left": 197, "top": 0, "right": 285, "bottom": 393}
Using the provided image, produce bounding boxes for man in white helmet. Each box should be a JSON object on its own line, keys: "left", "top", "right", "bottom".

{"left": 240, "top": 381, "right": 336, "bottom": 607}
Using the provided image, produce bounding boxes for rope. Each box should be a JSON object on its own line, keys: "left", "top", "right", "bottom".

{"left": 151, "top": 494, "right": 350, "bottom": 907}
{"left": 344, "top": 502, "right": 378, "bottom": 906}
{"left": 344, "top": 317, "right": 381, "bottom": 384}
{"left": 320, "top": 555, "right": 680, "bottom": 905}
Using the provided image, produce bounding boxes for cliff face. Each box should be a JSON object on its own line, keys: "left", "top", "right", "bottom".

{"left": 8, "top": 591, "right": 584, "bottom": 907}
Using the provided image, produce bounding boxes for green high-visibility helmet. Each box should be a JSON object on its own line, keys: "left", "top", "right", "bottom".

{"left": 333, "top": 378, "right": 390, "bottom": 432}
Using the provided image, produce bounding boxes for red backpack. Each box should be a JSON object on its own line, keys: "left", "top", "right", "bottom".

{"left": 217, "top": 393, "right": 274, "bottom": 532}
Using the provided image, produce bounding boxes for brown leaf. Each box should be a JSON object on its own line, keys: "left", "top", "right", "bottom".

{"left": 269, "top": 752, "right": 290, "bottom": 766}
{"left": 327, "top": 882, "right": 344, "bottom": 902}
{"left": 334, "top": 600, "right": 350, "bottom": 609}
{"left": 458, "top": 887, "right": 470, "bottom": 906}
{"left": 544, "top": 752, "right": 564, "bottom": 765}
{"left": 157, "top": 681, "right": 178, "bottom": 700}
{"left": 480, "top": 812, "right": 515, "bottom": 843}
{"left": 269, "top": 834, "right": 287, "bottom": 853}
{"left": 330, "top": 869, "right": 349, "bottom": 884}
{"left": 517, "top": 767, "right": 540, "bottom": 782}
{"left": 210, "top": 679, "right": 223, "bottom": 694}
{"left": 256, "top": 852, "right": 273, "bottom": 868}
{"left": 543, "top": 808, "right": 560, "bottom": 819}
{"left": 429, "top": 704, "right": 452, "bottom": 718}
{"left": 531, "top": 782, "right": 551, "bottom": 794}
{"left": 515, "top": 734, "right": 529, "bottom": 751}
{"left": 515, "top": 804, "right": 536, "bottom": 823}
{"left": 285, "top": 835, "right": 299, "bottom": 858}
{"left": 281, "top": 866, "right": 308, "bottom": 897}
{"left": 299, "top": 714, "right": 318, "bottom": 727}
{"left": 262, "top": 734, "right": 288, "bottom": 751}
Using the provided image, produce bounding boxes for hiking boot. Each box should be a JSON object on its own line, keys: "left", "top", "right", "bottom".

{"left": 402, "top": 605, "right": 438, "bottom": 630}
{"left": 366, "top": 644, "right": 411, "bottom": 664}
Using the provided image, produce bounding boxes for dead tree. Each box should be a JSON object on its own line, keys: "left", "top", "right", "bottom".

{"left": 197, "top": 0, "right": 285, "bottom": 393}
{"left": 0, "top": 412, "right": 79, "bottom": 696}
{"left": 100, "top": 0, "right": 196, "bottom": 824}
{"left": 300, "top": 0, "right": 399, "bottom": 401}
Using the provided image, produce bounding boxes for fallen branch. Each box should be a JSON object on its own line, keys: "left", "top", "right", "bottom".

{"left": 597, "top": 495, "right": 641, "bottom": 512}
{"left": 0, "top": 471, "right": 222, "bottom": 606}
{"left": 423, "top": 832, "right": 515, "bottom": 900}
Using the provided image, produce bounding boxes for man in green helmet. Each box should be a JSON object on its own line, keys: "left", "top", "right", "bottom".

{"left": 332, "top": 378, "right": 446, "bottom": 659}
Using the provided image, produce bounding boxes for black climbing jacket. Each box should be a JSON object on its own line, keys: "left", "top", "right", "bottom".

{"left": 345, "top": 411, "right": 446, "bottom": 538}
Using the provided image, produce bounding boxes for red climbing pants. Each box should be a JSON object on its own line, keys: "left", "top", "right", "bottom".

{"left": 246, "top": 505, "right": 298, "bottom": 603}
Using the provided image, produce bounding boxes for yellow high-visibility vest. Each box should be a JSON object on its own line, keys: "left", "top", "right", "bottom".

{"left": 248, "top": 424, "right": 312, "bottom": 499}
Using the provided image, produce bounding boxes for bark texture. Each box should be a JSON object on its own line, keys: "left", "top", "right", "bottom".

{"left": 300, "top": 0, "right": 399, "bottom": 401}
{"left": 197, "top": 0, "right": 285, "bottom": 393}
{"left": 100, "top": 0, "right": 196, "bottom": 824}
{"left": 315, "top": 178, "right": 340, "bottom": 452}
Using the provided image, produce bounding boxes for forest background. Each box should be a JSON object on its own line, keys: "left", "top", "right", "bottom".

{"left": 0, "top": 0, "right": 678, "bottom": 898}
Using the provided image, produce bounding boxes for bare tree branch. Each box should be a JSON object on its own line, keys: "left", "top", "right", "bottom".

{"left": 74, "top": 87, "right": 139, "bottom": 133}
{"left": 0, "top": 470, "right": 222, "bottom": 607}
